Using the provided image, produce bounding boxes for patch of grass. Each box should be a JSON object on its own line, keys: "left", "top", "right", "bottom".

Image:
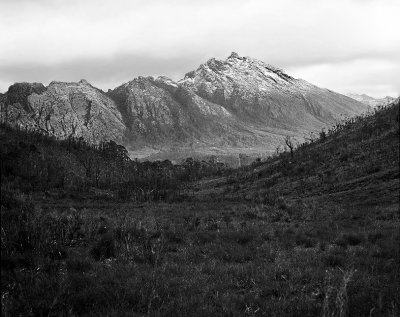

{"left": 1, "top": 188, "right": 399, "bottom": 316}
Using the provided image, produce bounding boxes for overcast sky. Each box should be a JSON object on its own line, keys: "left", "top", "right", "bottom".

{"left": 0, "top": 0, "right": 399, "bottom": 98}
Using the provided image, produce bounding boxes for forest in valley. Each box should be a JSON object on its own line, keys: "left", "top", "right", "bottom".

{"left": 0, "top": 124, "right": 231, "bottom": 203}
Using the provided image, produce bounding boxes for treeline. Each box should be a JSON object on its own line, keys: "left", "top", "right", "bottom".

{"left": 0, "top": 123, "right": 229, "bottom": 201}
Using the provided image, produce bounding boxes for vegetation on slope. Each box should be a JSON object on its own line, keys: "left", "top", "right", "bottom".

{"left": 1, "top": 101, "right": 399, "bottom": 316}
{"left": 193, "top": 100, "right": 399, "bottom": 207}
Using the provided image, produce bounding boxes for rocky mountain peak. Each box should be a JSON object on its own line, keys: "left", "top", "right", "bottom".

{"left": 79, "top": 79, "right": 91, "bottom": 85}
{"left": 153, "top": 76, "right": 179, "bottom": 95}
{"left": 180, "top": 52, "right": 295, "bottom": 90}
{"left": 229, "top": 51, "right": 241, "bottom": 59}
{"left": 178, "top": 53, "right": 304, "bottom": 115}
{"left": 155, "top": 76, "right": 178, "bottom": 87}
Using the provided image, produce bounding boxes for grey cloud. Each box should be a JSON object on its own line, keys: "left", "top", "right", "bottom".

{"left": 1, "top": 0, "right": 398, "bottom": 97}
{"left": 0, "top": 53, "right": 206, "bottom": 92}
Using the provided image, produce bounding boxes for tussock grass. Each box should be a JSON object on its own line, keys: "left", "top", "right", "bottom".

{"left": 1, "top": 188, "right": 399, "bottom": 316}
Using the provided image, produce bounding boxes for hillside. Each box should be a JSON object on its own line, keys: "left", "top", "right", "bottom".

{"left": 190, "top": 98, "right": 399, "bottom": 207}
{"left": 0, "top": 53, "right": 369, "bottom": 161}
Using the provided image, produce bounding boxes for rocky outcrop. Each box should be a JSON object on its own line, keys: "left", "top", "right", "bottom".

{"left": 6, "top": 82, "right": 46, "bottom": 112}
{"left": 1, "top": 80, "right": 126, "bottom": 144}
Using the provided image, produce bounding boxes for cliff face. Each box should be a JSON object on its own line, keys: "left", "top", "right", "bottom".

{"left": 1, "top": 80, "right": 126, "bottom": 144}
{"left": 1, "top": 53, "right": 370, "bottom": 159}
{"left": 107, "top": 76, "right": 189, "bottom": 144}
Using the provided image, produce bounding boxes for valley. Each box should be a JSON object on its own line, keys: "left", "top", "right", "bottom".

{"left": 1, "top": 98, "right": 398, "bottom": 316}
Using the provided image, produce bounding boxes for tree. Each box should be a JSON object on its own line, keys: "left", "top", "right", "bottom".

{"left": 284, "top": 136, "right": 294, "bottom": 158}
{"left": 319, "top": 129, "right": 326, "bottom": 142}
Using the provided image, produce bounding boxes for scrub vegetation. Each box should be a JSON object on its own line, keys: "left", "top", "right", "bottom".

{"left": 1, "top": 101, "right": 399, "bottom": 316}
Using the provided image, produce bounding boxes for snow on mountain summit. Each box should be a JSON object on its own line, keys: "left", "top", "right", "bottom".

{"left": 180, "top": 52, "right": 314, "bottom": 100}
{"left": 179, "top": 52, "right": 367, "bottom": 128}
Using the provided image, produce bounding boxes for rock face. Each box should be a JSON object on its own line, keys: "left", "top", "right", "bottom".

{"left": 107, "top": 76, "right": 189, "bottom": 144}
{"left": 107, "top": 75, "right": 259, "bottom": 150}
{"left": 345, "top": 93, "right": 396, "bottom": 108}
{"left": 1, "top": 53, "right": 370, "bottom": 159}
{"left": 1, "top": 80, "right": 126, "bottom": 144}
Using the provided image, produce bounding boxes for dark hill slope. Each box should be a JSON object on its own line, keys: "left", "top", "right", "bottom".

{"left": 192, "top": 98, "right": 399, "bottom": 207}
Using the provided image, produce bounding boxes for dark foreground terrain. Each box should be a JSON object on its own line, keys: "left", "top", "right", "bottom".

{"left": 1, "top": 101, "right": 399, "bottom": 316}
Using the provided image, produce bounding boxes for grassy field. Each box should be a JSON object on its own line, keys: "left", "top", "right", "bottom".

{"left": 2, "top": 189, "right": 399, "bottom": 316}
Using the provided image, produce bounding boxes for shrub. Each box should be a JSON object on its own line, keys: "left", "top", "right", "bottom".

{"left": 220, "top": 230, "right": 255, "bottom": 245}
{"left": 367, "top": 231, "right": 384, "bottom": 244}
{"left": 217, "top": 245, "right": 254, "bottom": 263}
{"left": 335, "top": 233, "right": 364, "bottom": 248}
{"left": 295, "top": 232, "right": 316, "bottom": 248}
{"left": 90, "top": 233, "right": 116, "bottom": 260}
{"left": 66, "top": 257, "right": 93, "bottom": 273}
{"left": 193, "top": 231, "right": 217, "bottom": 245}
{"left": 165, "top": 227, "right": 186, "bottom": 244}
{"left": 324, "top": 247, "right": 347, "bottom": 267}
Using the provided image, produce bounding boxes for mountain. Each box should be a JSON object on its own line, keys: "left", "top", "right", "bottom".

{"left": 180, "top": 52, "right": 367, "bottom": 129}
{"left": 346, "top": 93, "right": 396, "bottom": 108}
{"left": 0, "top": 53, "right": 369, "bottom": 161}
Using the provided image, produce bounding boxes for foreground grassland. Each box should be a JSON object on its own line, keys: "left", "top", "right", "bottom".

{"left": 2, "top": 191, "right": 399, "bottom": 316}
{"left": 2, "top": 102, "right": 399, "bottom": 316}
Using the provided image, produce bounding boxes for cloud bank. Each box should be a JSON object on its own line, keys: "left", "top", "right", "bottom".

{"left": 1, "top": 0, "right": 399, "bottom": 97}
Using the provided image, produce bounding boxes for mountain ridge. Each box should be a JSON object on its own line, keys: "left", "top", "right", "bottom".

{"left": 0, "top": 52, "right": 370, "bottom": 161}
{"left": 345, "top": 93, "right": 396, "bottom": 108}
